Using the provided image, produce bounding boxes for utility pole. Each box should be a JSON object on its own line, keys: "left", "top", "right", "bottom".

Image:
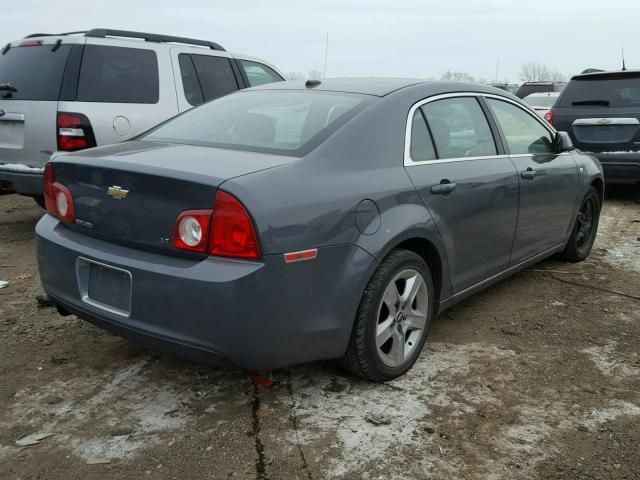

{"left": 323, "top": 32, "right": 329, "bottom": 79}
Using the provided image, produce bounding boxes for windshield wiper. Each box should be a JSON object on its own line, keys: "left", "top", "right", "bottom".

{"left": 0, "top": 82, "right": 17, "bottom": 93}
{"left": 572, "top": 99, "right": 610, "bottom": 106}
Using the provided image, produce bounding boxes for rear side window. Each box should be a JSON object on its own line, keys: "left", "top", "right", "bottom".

{"left": 486, "top": 99, "right": 554, "bottom": 155}
{"left": 143, "top": 90, "right": 369, "bottom": 156}
{"left": 421, "top": 97, "right": 497, "bottom": 159}
{"left": 77, "top": 45, "right": 159, "bottom": 104}
{"left": 557, "top": 75, "right": 640, "bottom": 108}
{"left": 190, "top": 55, "right": 239, "bottom": 102}
{"left": 240, "top": 60, "right": 284, "bottom": 87}
{"left": 409, "top": 109, "right": 436, "bottom": 162}
{"left": 0, "top": 44, "right": 71, "bottom": 101}
{"left": 178, "top": 54, "right": 204, "bottom": 106}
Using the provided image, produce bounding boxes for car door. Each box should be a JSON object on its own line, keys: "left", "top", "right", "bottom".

{"left": 404, "top": 95, "right": 520, "bottom": 293}
{"left": 484, "top": 97, "right": 579, "bottom": 263}
{"left": 171, "top": 50, "right": 242, "bottom": 112}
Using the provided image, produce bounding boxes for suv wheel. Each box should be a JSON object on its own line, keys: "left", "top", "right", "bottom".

{"left": 340, "top": 249, "right": 435, "bottom": 382}
{"left": 560, "top": 186, "right": 601, "bottom": 262}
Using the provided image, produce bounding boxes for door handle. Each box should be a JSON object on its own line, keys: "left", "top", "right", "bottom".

{"left": 431, "top": 182, "right": 457, "bottom": 195}
{"left": 521, "top": 168, "right": 536, "bottom": 180}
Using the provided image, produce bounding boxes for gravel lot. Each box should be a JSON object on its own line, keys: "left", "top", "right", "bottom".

{"left": 0, "top": 189, "right": 639, "bottom": 480}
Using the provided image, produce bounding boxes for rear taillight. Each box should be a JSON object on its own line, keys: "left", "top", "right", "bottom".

{"left": 173, "top": 210, "right": 213, "bottom": 253}
{"left": 544, "top": 110, "right": 554, "bottom": 126}
{"left": 43, "top": 163, "right": 75, "bottom": 223}
{"left": 210, "top": 191, "right": 261, "bottom": 260}
{"left": 57, "top": 112, "right": 96, "bottom": 152}
{"left": 172, "top": 191, "right": 261, "bottom": 260}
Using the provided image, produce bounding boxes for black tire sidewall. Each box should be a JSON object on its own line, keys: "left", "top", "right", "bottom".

{"left": 567, "top": 187, "right": 601, "bottom": 261}
{"left": 363, "top": 251, "right": 435, "bottom": 379}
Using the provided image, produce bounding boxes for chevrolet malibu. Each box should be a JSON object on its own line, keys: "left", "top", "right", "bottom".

{"left": 36, "top": 79, "right": 604, "bottom": 381}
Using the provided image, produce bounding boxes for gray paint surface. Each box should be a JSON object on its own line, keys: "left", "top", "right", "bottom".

{"left": 36, "top": 80, "right": 604, "bottom": 370}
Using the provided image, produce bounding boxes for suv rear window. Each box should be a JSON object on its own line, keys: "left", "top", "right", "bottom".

{"left": 557, "top": 74, "right": 640, "bottom": 108}
{"left": 240, "top": 60, "right": 284, "bottom": 87}
{"left": 0, "top": 44, "right": 71, "bottom": 101}
{"left": 77, "top": 45, "right": 159, "bottom": 104}
{"left": 143, "top": 90, "right": 370, "bottom": 156}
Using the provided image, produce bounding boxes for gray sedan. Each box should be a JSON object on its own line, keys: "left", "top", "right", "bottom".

{"left": 36, "top": 79, "right": 604, "bottom": 381}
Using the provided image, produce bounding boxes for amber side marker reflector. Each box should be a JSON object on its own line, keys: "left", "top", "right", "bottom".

{"left": 284, "top": 249, "right": 318, "bottom": 263}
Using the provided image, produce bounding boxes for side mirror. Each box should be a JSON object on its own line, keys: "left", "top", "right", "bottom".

{"left": 554, "top": 131, "right": 575, "bottom": 153}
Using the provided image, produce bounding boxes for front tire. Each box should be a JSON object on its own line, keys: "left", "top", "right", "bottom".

{"left": 560, "top": 186, "right": 601, "bottom": 262}
{"left": 339, "top": 249, "right": 435, "bottom": 382}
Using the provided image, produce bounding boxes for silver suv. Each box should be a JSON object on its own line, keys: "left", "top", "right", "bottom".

{"left": 0, "top": 28, "right": 284, "bottom": 204}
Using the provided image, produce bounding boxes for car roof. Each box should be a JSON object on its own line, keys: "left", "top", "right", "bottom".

{"left": 248, "top": 78, "right": 514, "bottom": 98}
{"left": 525, "top": 92, "right": 560, "bottom": 98}
{"left": 570, "top": 69, "right": 640, "bottom": 80}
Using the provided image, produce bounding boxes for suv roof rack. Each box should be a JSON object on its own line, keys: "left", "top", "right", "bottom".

{"left": 24, "top": 29, "right": 226, "bottom": 51}
{"left": 84, "top": 29, "right": 226, "bottom": 51}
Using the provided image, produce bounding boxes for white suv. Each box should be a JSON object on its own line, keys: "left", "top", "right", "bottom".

{"left": 0, "top": 28, "right": 284, "bottom": 204}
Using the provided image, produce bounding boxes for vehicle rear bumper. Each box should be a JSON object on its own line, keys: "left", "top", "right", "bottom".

{"left": 36, "top": 214, "right": 374, "bottom": 371}
{"left": 583, "top": 152, "right": 640, "bottom": 183}
{"left": 0, "top": 164, "right": 44, "bottom": 195}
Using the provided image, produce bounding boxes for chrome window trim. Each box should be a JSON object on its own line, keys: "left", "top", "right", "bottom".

{"left": 404, "top": 92, "right": 560, "bottom": 167}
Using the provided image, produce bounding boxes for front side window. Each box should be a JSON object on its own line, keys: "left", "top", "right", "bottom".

{"left": 143, "top": 90, "right": 369, "bottom": 156}
{"left": 486, "top": 98, "right": 554, "bottom": 154}
{"left": 240, "top": 60, "right": 284, "bottom": 87}
{"left": 190, "top": 55, "right": 239, "bottom": 101}
{"left": 421, "top": 97, "right": 497, "bottom": 159}
{"left": 77, "top": 45, "right": 159, "bottom": 103}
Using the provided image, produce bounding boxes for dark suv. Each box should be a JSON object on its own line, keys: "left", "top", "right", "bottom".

{"left": 548, "top": 70, "right": 640, "bottom": 184}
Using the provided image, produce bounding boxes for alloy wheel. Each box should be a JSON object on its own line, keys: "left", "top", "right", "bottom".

{"left": 376, "top": 268, "right": 429, "bottom": 367}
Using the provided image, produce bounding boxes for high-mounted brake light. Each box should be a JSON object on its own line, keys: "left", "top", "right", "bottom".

{"left": 544, "top": 110, "right": 554, "bottom": 126}
{"left": 43, "top": 163, "right": 76, "bottom": 223}
{"left": 57, "top": 112, "right": 96, "bottom": 152}
{"left": 19, "top": 40, "right": 43, "bottom": 47}
{"left": 210, "top": 191, "right": 261, "bottom": 260}
{"left": 172, "top": 191, "right": 261, "bottom": 259}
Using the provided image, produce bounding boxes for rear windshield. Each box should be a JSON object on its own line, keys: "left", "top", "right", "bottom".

{"left": 0, "top": 44, "right": 71, "bottom": 101}
{"left": 142, "top": 90, "right": 370, "bottom": 156}
{"left": 557, "top": 75, "right": 640, "bottom": 108}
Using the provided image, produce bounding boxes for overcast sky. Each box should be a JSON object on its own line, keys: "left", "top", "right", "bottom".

{"left": 4, "top": 0, "right": 638, "bottom": 82}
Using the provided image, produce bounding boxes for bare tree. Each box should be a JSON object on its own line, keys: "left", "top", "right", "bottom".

{"left": 441, "top": 70, "right": 476, "bottom": 83}
{"left": 307, "top": 70, "right": 323, "bottom": 80}
{"left": 287, "top": 71, "right": 305, "bottom": 80}
{"left": 519, "top": 62, "right": 565, "bottom": 82}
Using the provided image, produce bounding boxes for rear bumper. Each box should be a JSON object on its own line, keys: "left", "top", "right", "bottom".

{"left": 582, "top": 152, "right": 640, "bottom": 184}
{"left": 0, "top": 165, "right": 44, "bottom": 196}
{"left": 36, "top": 214, "right": 374, "bottom": 371}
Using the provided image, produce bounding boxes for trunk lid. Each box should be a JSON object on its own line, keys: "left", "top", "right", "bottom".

{"left": 0, "top": 40, "right": 74, "bottom": 168}
{"left": 51, "top": 141, "right": 290, "bottom": 254}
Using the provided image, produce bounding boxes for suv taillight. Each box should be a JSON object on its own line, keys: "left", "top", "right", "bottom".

{"left": 57, "top": 112, "right": 96, "bottom": 152}
{"left": 544, "top": 110, "right": 554, "bottom": 126}
{"left": 173, "top": 191, "right": 261, "bottom": 260}
{"left": 43, "top": 163, "right": 76, "bottom": 223}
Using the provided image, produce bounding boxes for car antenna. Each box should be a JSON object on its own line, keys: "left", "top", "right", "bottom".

{"left": 622, "top": 47, "right": 627, "bottom": 71}
{"left": 306, "top": 79, "right": 322, "bottom": 88}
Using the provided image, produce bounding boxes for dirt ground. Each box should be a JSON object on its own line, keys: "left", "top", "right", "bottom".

{"left": 0, "top": 188, "right": 639, "bottom": 480}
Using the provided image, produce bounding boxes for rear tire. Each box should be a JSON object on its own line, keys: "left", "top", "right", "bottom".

{"left": 560, "top": 186, "right": 601, "bottom": 262}
{"left": 339, "top": 249, "right": 435, "bottom": 382}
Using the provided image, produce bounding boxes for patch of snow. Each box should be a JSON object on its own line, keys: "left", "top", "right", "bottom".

{"left": 582, "top": 341, "right": 639, "bottom": 378}
{"left": 578, "top": 402, "right": 640, "bottom": 430}
{"left": 0, "top": 163, "right": 44, "bottom": 173}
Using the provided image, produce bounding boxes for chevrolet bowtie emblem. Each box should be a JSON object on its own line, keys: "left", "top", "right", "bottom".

{"left": 107, "top": 185, "right": 129, "bottom": 200}
{"left": 598, "top": 118, "right": 612, "bottom": 124}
